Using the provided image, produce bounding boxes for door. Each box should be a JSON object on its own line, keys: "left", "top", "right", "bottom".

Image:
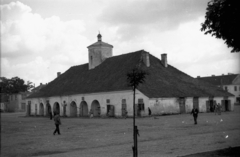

{"left": 179, "top": 98, "right": 185, "bottom": 113}
{"left": 221, "top": 100, "right": 225, "bottom": 111}
{"left": 122, "top": 103, "right": 127, "bottom": 117}
{"left": 193, "top": 97, "right": 199, "bottom": 110}
{"left": 35, "top": 104, "right": 37, "bottom": 116}
{"left": 26, "top": 101, "right": 31, "bottom": 116}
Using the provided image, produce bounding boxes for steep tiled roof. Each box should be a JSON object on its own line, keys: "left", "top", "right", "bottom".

{"left": 28, "top": 50, "right": 232, "bottom": 98}
{"left": 197, "top": 74, "right": 238, "bottom": 86}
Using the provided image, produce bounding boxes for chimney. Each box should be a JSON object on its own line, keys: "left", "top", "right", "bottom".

{"left": 222, "top": 74, "right": 224, "bottom": 76}
{"left": 142, "top": 51, "right": 150, "bottom": 67}
{"left": 161, "top": 53, "right": 168, "bottom": 67}
{"left": 57, "top": 72, "right": 61, "bottom": 77}
{"left": 40, "top": 83, "right": 42, "bottom": 86}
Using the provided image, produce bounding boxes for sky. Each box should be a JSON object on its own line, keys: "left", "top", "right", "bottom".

{"left": 1, "top": 0, "right": 239, "bottom": 87}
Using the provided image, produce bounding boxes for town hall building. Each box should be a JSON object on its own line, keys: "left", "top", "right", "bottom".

{"left": 26, "top": 34, "right": 234, "bottom": 117}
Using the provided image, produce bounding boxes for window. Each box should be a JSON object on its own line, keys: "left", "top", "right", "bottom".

{"left": 235, "top": 86, "right": 237, "bottom": 91}
{"left": 106, "top": 99, "right": 110, "bottom": 104}
{"left": 225, "top": 86, "right": 228, "bottom": 91}
{"left": 122, "top": 99, "right": 126, "bottom": 104}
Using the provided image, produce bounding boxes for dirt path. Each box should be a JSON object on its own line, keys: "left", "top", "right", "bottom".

{"left": 1, "top": 106, "right": 240, "bottom": 157}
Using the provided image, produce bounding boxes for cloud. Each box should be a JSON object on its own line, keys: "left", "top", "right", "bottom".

{"left": 99, "top": 0, "right": 209, "bottom": 41}
{"left": 1, "top": 1, "right": 88, "bottom": 59}
{"left": 1, "top": 1, "right": 90, "bottom": 85}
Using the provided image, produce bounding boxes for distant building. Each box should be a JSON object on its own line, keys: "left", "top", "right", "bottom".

{"left": 26, "top": 34, "right": 234, "bottom": 117}
{"left": 197, "top": 74, "right": 240, "bottom": 105}
{"left": 8, "top": 92, "right": 30, "bottom": 112}
{"left": 0, "top": 93, "right": 9, "bottom": 112}
{"left": 31, "top": 83, "right": 46, "bottom": 93}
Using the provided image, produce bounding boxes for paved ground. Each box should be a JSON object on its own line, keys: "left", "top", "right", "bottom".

{"left": 1, "top": 106, "right": 240, "bottom": 157}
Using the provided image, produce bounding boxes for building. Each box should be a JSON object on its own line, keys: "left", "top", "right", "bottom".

{"left": 197, "top": 74, "right": 240, "bottom": 105}
{"left": 8, "top": 92, "right": 30, "bottom": 112}
{"left": 26, "top": 34, "right": 234, "bottom": 117}
{"left": 0, "top": 93, "right": 9, "bottom": 112}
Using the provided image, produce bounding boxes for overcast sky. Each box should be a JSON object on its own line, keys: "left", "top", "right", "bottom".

{"left": 1, "top": 0, "right": 239, "bottom": 86}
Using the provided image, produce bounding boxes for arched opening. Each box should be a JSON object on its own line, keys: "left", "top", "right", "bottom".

{"left": 80, "top": 101, "right": 88, "bottom": 117}
{"left": 70, "top": 101, "right": 77, "bottom": 117}
{"left": 46, "top": 103, "right": 52, "bottom": 117}
{"left": 39, "top": 103, "right": 44, "bottom": 116}
{"left": 53, "top": 102, "right": 60, "bottom": 115}
{"left": 91, "top": 100, "right": 101, "bottom": 117}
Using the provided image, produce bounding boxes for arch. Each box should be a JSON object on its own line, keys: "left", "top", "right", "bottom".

{"left": 70, "top": 101, "right": 77, "bottom": 117}
{"left": 80, "top": 101, "right": 88, "bottom": 117}
{"left": 91, "top": 100, "right": 101, "bottom": 117}
{"left": 53, "top": 102, "right": 60, "bottom": 115}
{"left": 39, "top": 103, "right": 44, "bottom": 116}
{"left": 46, "top": 103, "right": 52, "bottom": 117}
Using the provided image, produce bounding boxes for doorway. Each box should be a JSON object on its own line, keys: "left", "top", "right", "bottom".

{"left": 91, "top": 100, "right": 101, "bottom": 117}
{"left": 70, "top": 101, "right": 77, "bottom": 117}
{"left": 80, "top": 101, "right": 88, "bottom": 117}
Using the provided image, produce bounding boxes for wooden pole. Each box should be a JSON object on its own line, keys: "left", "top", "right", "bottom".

{"left": 133, "top": 86, "right": 136, "bottom": 157}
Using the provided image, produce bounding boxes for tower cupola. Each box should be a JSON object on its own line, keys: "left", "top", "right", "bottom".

{"left": 97, "top": 33, "right": 102, "bottom": 42}
{"left": 87, "top": 33, "right": 113, "bottom": 70}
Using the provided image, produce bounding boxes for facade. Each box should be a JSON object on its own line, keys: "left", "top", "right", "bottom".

{"left": 26, "top": 34, "right": 234, "bottom": 117}
{"left": 0, "top": 93, "right": 9, "bottom": 112}
{"left": 8, "top": 92, "right": 30, "bottom": 112}
{"left": 197, "top": 74, "right": 240, "bottom": 105}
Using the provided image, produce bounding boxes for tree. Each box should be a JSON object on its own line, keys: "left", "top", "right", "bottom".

{"left": 127, "top": 67, "right": 147, "bottom": 157}
{"left": 201, "top": 0, "right": 240, "bottom": 52}
{"left": 0, "top": 77, "right": 34, "bottom": 94}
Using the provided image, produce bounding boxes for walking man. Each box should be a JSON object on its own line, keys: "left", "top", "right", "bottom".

{"left": 217, "top": 103, "right": 222, "bottom": 115}
{"left": 53, "top": 112, "right": 61, "bottom": 135}
{"left": 191, "top": 106, "right": 199, "bottom": 125}
{"left": 148, "top": 107, "right": 152, "bottom": 116}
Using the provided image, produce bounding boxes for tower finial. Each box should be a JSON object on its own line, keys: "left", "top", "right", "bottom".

{"left": 97, "top": 31, "right": 102, "bottom": 42}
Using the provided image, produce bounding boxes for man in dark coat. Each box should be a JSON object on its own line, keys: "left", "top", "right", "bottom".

{"left": 53, "top": 112, "right": 61, "bottom": 135}
{"left": 191, "top": 106, "right": 199, "bottom": 125}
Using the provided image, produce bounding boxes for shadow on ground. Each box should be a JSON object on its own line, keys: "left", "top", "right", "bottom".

{"left": 180, "top": 146, "right": 240, "bottom": 157}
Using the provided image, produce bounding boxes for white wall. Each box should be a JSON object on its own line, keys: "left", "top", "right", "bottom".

{"left": 223, "top": 85, "right": 240, "bottom": 103}
{"left": 26, "top": 89, "right": 150, "bottom": 117}
{"left": 26, "top": 94, "right": 236, "bottom": 116}
{"left": 199, "top": 97, "right": 208, "bottom": 112}
{"left": 149, "top": 97, "right": 179, "bottom": 115}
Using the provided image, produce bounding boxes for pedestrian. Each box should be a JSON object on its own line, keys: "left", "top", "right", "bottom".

{"left": 191, "top": 106, "right": 199, "bottom": 125}
{"left": 89, "top": 109, "right": 93, "bottom": 118}
{"left": 49, "top": 107, "right": 53, "bottom": 120}
{"left": 218, "top": 103, "right": 221, "bottom": 115}
{"left": 215, "top": 103, "right": 219, "bottom": 115}
{"left": 53, "top": 112, "right": 61, "bottom": 135}
{"left": 148, "top": 107, "right": 152, "bottom": 116}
